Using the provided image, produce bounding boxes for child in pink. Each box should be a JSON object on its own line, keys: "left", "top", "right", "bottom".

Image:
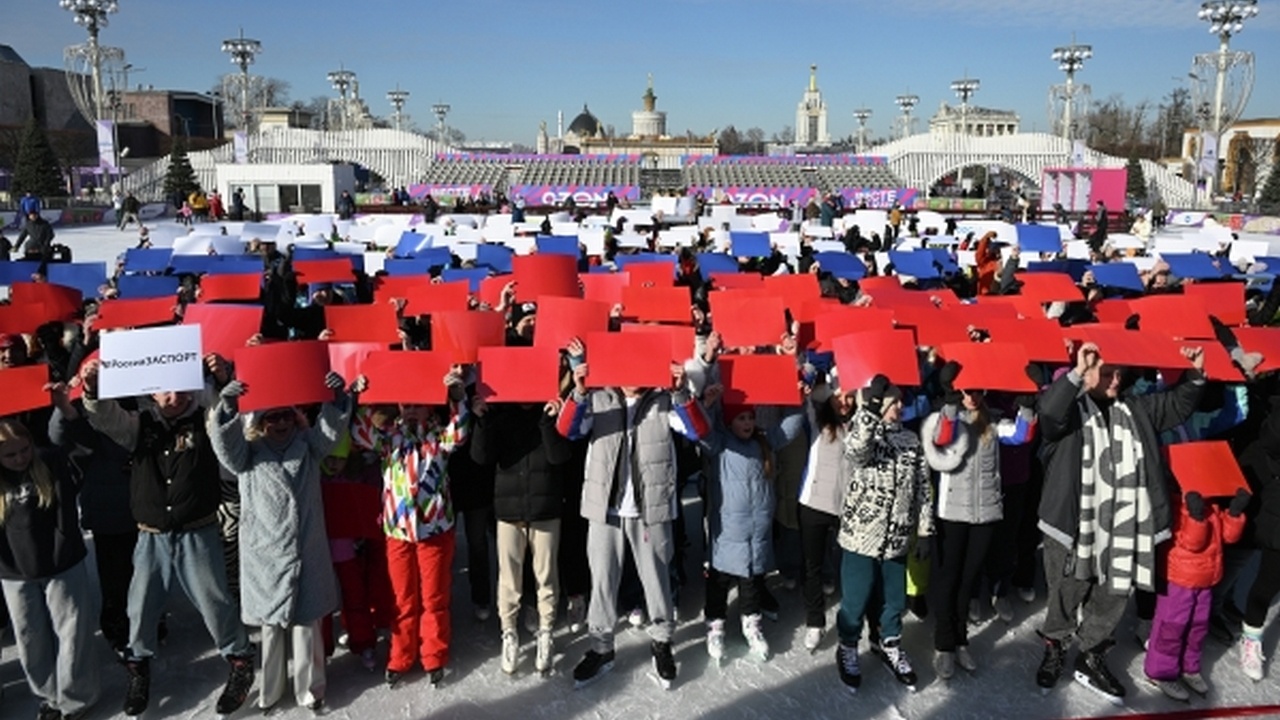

{"left": 1144, "top": 487, "right": 1250, "bottom": 698}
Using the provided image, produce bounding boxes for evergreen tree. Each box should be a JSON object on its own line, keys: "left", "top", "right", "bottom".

{"left": 12, "top": 118, "right": 66, "bottom": 198}
{"left": 163, "top": 136, "right": 201, "bottom": 200}
{"left": 1259, "top": 159, "right": 1280, "bottom": 213}
{"left": 1125, "top": 156, "right": 1147, "bottom": 204}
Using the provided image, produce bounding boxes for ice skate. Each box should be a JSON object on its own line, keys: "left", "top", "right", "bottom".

{"left": 878, "top": 636, "right": 917, "bottom": 690}
{"left": 122, "top": 656, "right": 150, "bottom": 717}
{"left": 566, "top": 595, "right": 587, "bottom": 633}
{"left": 501, "top": 629, "right": 519, "bottom": 675}
{"left": 1181, "top": 672, "right": 1209, "bottom": 696}
{"left": 742, "top": 614, "right": 769, "bottom": 662}
{"left": 956, "top": 645, "right": 977, "bottom": 672}
{"left": 1145, "top": 675, "right": 1190, "bottom": 702}
{"left": 706, "top": 619, "right": 726, "bottom": 664}
{"left": 1073, "top": 645, "right": 1126, "bottom": 706}
{"left": 651, "top": 640, "right": 677, "bottom": 689}
{"left": 535, "top": 629, "right": 554, "bottom": 675}
{"left": 215, "top": 654, "right": 255, "bottom": 719}
{"left": 1036, "top": 633, "right": 1066, "bottom": 694}
{"left": 933, "top": 650, "right": 955, "bottom": 680}
{"left": 836, "top": 643, "right": 861, "bottom": 694}
{"left": 572, "top": 650, "right": 615, "bottom": 689}
{"left": 1240, "top": 629, "right": 1266, "bottom": 682}
{"left": 803, "top": 626, "right": 824, "bottom": 654}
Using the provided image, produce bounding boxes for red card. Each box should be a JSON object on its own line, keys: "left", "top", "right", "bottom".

{"left": 832, "top": 329, "right": 921, "bottom": 390}
{"left": 763, "top": 274, "right": 820, "bottom": 314}
{"left": 198, "top": 274, "right": 262, "bottom": 303}
{"left": 620, "top": 323, "right": 697, "bottom": 364}
{"left": 182, "top": 304, "right": 263, "bottom": 360}
{"left": 94, "top": 297, "right": 177, "bottom": 331}
{"left": 533, "top": 296, "right": 611, "bottom": 349}
{"left": 893, "top": 307, "right": 971, "bottom": 347}
{"left": 322, "top": 482, "right": 383, "bottom": 540}
{"left": 1233, "top": 327, "right": 1280, "bottom": 374}
{"left": 710, "top": 293, "right": 785, "bottom": 348}
{"left": 0, "top": 303, "right": 47, "bottom": 335}
{"left": 621, "top": 286, "right": 692, "bottom": 324}
{"left": 937, "top": 342, "right": 1038, "bottom": 392}
{"left": 710, "top": 273, "right": 763, "bottom": 291}
{"left": 812, "top": 308, "right": 895, "bottom": 350}
{"left": 580, "top": 272, "right": 628, "bottom": 305}
{"left": 982, "top": 318, "right": 1068, "bottom": 363}
{"left": 327, "top": 342, "right": 384, "bottom": 384}
{"left": 1194, "top": 342, "right": 1246, "bottom": 382}
{"left": 1183, "top": 282, "right": 1246, "bottom": 327}
{"left": 477, "top": 346, "right": 562, "bottom": 402}
{"left": 431, "top": 310, "right": 506, "bottom": 364}
{"left": 947, "top": 302, "right": 1020, "bottom": 324}
{"left": 324, "top": 304, "right": 400, "bottom": 345}
{"left": 978, "top": 294, "right": 1049, "bottom": 319}
{"left": 719, "top": 354, "right": 801, "bottom": 406}
{"left": 479, "top": 276, "right": 508, "bottom": 309}
{"left": 10, "top": 282, "right": 83, "bottom": 322}
{"left": 793, "top": 298, "right": 843, "bottom": 324}
{"left": 1167, "top": 441, "right": 1249, "bottom": 497}
{"left": 359, "top": 350, "right": 452, "bottom": 405}
{"left": 1131, "top": 295, "right": 1215, "bottom": 339}
{"left": 294, "top": 258, "right": 356, "bottom": 285}
{"left": 624, "top": 262, "right": 674, "bottom": 288}
{"left": 0, "top": 365, "right": 51, "bottom": 416}
{"left": 390, "top": 280, "right": 471, "bottom": 316}
{"left": 1075, "top": 327, "right": 1192, "bottom": 369}
{"left": 584, "top": 331, "right": 671, "bottom": 388}
{"left": 1094, "top": 300, "right": 1134, "bottom": 325}
{"left": 1016, "top": 273, "right": 1083, "bottom": 304}
{"left": 234, "top": 341, "right": 332, "bottom": 412}
{"left": 513, "top": 254, "right": 580, "bottom": 301}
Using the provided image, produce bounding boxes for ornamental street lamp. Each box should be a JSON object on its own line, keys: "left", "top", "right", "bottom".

{"left": 221, "top": 28, "right": 261, "bottom": 133}
{"left": 1050, "top": 40, "right": 1092, "bottom": 140}
{"left": 431, "top": 101, "right": 451, "bottom": 142}
{"left": 1194, "top": 0, "right": 1259, "bottom": 201}
{"left": 327, "top": 66, "right": 356, "bottom": 131}
{"left": 852, "top": 108, "right": 872, "bottom": 153}
{"left": 59, "top": 0, "right": 121, "bottom": 122}
{"left": 950, "top": 77, "right": 980, "bottom": 136}
{"left": 387, "top": 86, "right": 410, "bottom": 132}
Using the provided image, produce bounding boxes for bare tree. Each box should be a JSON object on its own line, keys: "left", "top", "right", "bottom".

{"left": 771, "top": 125, "right": 795, "bottom": 144}
{"left": 214, "top": 74, "right": 293, "bottom": 128}
{"left": 744, "top": 127, "right": 766, "bottom": 155}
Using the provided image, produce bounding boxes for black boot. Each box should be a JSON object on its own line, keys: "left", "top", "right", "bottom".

{"left": 572, "top": 649, "right": 616, "bottom": 688}
{"left": 123, "top": 656, "right": 151, "bottom": 716}
{"left": 1073, "top": 641, "right": 1126, "bottom": 704}
{"left": 1035, "top": 633, "right": 1066, "bottom": 690}
{"left": 216, "top": 654, "right": 255, "bottom": 716}
{"left": 650, "top": 640, "right": 677, "bottom": 688}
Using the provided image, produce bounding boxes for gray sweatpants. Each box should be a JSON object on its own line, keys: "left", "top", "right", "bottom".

{"left": 259, "top": 621, "right": 325, "bottom": 709}
{"left": 586, "top": 516, "right": 675, "bottom": 654}
{"left": 1, "top": 559, "right": 102, "bottom": 716}
{"left": 1041, "top": 538, "right": 1131, "bottom": 651}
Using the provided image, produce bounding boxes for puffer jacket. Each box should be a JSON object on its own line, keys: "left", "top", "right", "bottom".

{"left": 1163, "top": 493, "right": 1246, "bottom": 589}
{"left": 921, "top": 404, "right": 1037, "bottom": 525}
{"left": 837, "top": 407, "right": 934, "bottom": 560}
{"left": 471, "top": 403, "right": 571, "bottom": 523}
{"left": 1239, "top": 403, "right": 1280, "bottom": 551}
{"left": 701, "top": 407, "right": 805, "bottom": 578}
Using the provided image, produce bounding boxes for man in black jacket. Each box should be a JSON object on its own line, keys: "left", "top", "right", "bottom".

{"left": 15, "top": 210, "right": 54, "bottom": 262}
{"left": 79, "top": 360, "right": 254, "bottom": 718}
{"left": 1033, "top": 341, "right": 1205, "bottom": 703}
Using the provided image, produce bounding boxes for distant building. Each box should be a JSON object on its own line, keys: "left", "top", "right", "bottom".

{"left": 1181, "top": 118, "right": 1280, "bottom": 199}
{"left": 631, "top": 74, "right": 666, "bottom": 139}
{"left": 258, "top": 106, "right": 315, "bottom": 131}
{"left": 929, "top": 102, "right": 1020, "bottom": 137}
{"left": 794, "top": 65, "right": 830, "bottom": 148}
{"left": 0, "top": 44, "right": 90, "bottom": 133}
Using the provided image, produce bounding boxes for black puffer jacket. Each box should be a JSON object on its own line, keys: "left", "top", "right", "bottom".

{"left": 471, "top": 404, "right": 571, "bottom": 522}
{"left": 1239, "top": 389, "right": 1280, "bottom": 550}
{"left": 0, "top": 448, "right": 86, "bottom": 581}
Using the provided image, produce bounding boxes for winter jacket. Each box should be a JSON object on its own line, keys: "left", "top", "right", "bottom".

{"left": 557, "top": 387, "right": 708, "bottom": 526}
{"left": 701, "top": 407, "right": 805, "bottom": 578}
{"left": 1037, "top": 369, "right": 1205, "bottom": 553}
{"left": 1163, "top": 493, "right": 1246, "bottom": 589}
{"left": 0, "top": 449, "right": 86, "bottom": 581}
{"left": 837, "top": 407, "right": 934, "bottom": 560}
{"left": 798, "top": 402, "right": 847, "bottom": 518}
{"left": 351, "top": 401, "right": 470, "bottom": 543}
{"left": 471, "top": 404, "right": 571, "bottom": 523}
{"left": 209, "top": 396, "right": 350, "bottom": 626}
{"left": 1239, "top": 395, "right": 1280, "bottom": 550}
{"left": 48, "top": 403, "right": 136, "bottom": 536}
{"left": 922, "top": 404, "right": 1037, "bottom": 525}
{"left": 15, "top": 217, "right": 54, "bottom": 260}
{"left": 84, "top": 396, "right": 223, "bottom": 532}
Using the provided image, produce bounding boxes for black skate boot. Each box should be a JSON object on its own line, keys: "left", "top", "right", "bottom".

{"left": 651, "top": 640, "right": 677, "bottom": 689}
{"left": 123, "top": 656, "right": 151, "bottom": 717}
{"left": 1036, "top": 632, "right": 1067, "bottom": 693}
{"left": 216, "top": 654, "right": 255, "bottom": 717}
{"left": 836, "top": 643, "right": 862, "bottom": 693}
{"left": 572, "top": 649, "right": 615, "bottom": 689}
{"left": 1074, "top": 641, "right": 1126, "bottom": 706}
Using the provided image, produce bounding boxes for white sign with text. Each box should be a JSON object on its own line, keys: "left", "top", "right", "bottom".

{"left": 99, "top": 325, "right": 204, "bottom": 399}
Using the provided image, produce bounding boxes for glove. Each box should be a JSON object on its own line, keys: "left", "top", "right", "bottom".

{"left": 219, "top": 380, "right": 246, "bottom": 413}
{"left": 1024, "top": 362, "right": 1046, "bottom": 389}
{"left": 1016, "top": 393, "right": 1037, "bottom": 409}
{"left": 938, "top": 361, "right": 962, "bottom": 406}
{"left": 1228, "top": 488, "right": 1252, "bottom": 518}
{"left": 324, "top": 371, "right": 345, "bottom": 391}
{"left": 1184, "top": 491, "right": 1206, "bottom": 522}
{"left": 863, "top": 374, "right": 892, "bottom": 416}
{"left": 913, "top": 537, "right": 931, "bottom": 561}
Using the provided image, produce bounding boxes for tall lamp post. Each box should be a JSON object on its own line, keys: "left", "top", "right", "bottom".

{"left": 59, "top": 0, "right": 120, "bottom": 121}
{"left": 327, "top": 67, "right": 355, "bottom": 131}
{"left": 387, "top": 85, "right": 410, "bottom": 132}
{"left": 221, "top": 28, "right": 261, "bottom": 134}
{"left": 431, "top": 101, "right": 451, "bottom": 142}
{"left": 1050, "top": 40, "right": 1092, "bottom": 140}
{"left": 895, "top": 93, "right": 919, "bottom": 140}
{"left": 1194, "top": 0, "right": 1259, "bottom": 202}
{"left": 852, "top": 108, "right": 872, "bottom": 153}
{"left": 950, "top": 76, "right": 980, "bottom": 136}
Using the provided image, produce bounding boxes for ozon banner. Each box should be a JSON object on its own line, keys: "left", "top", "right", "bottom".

{"left": 98, "top": 324, "right": 205, "bottom": 399}
{"left": 508, "top": 185, "right": 641, "bottom": 206}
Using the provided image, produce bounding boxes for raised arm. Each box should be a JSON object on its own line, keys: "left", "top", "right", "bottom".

{"left": 207, "top": 380, "right": 252, "bottom": 475}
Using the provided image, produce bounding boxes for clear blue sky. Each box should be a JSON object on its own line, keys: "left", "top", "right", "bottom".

{"left": 8, "top": 0, "right": 1279, "bottom": 143}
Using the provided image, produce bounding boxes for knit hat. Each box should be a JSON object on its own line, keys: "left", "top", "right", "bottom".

{"left": 723, "top": 404, "right": 754, "bottom": 426}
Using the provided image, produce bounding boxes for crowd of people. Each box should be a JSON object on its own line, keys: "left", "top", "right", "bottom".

{"left": 1, "top": 200, "right": 1279, "bottom": 720}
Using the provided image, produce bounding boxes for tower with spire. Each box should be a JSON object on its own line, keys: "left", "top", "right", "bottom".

{"left": 631, "top": 73, "right": 667, "bottom": 139}
{"left": 795, "top": 64, "right": 830, "bottom": 147}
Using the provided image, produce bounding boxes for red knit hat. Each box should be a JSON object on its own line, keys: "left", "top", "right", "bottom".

{"left": 723, "top": 404, "right": 753, "bottom": 426}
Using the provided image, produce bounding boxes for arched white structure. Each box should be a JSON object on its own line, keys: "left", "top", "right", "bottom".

{"left": 123, "top": 128, "right": 454, "bottom": 200}
{"left": 878, "top": 132, "right": 1195, "bottom": 207}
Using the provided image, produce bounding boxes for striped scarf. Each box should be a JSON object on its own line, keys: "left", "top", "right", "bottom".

{"left": 1075, "top": 396, "right": 1157, "bottom": 595}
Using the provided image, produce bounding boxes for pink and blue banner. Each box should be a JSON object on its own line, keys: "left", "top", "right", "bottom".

{"left": 508, "top": 185, "right": 641, "bottom": 206}
{"left": 686, "top": 186, "right": 822, "bottom": 206}
{"left": 837, "top": 188, "right": 919, "bottom": 209}
{"left": 435, "top": 153, "right": 642, "bottom": 164}
{"left": 408, "top": 183, "right": 493, "bottom": 200}
{"left": 683, "top": 155, "right": 888, "bottom": 166}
